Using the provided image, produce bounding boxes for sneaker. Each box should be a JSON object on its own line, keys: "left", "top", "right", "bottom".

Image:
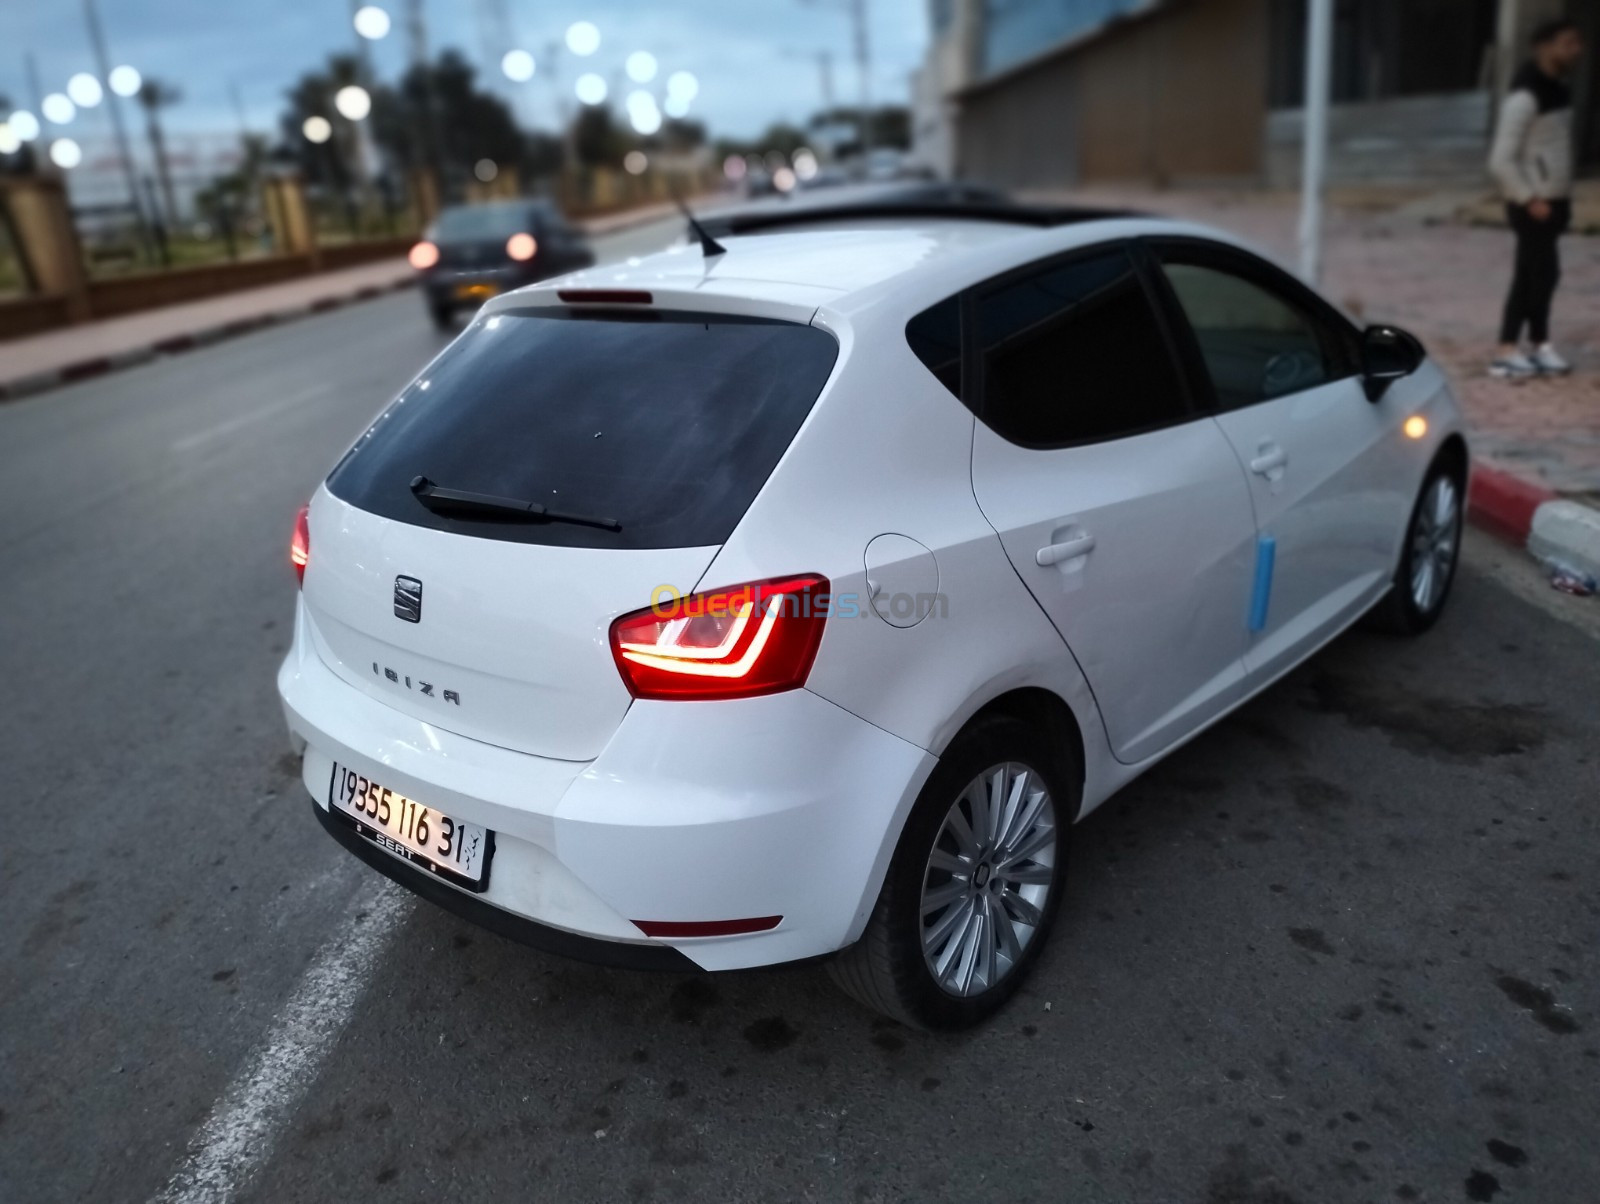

{"left": 1489, "top": 351, "right": 1538, "bottom": 379}
{"left": 1531, "top": 343, "right": 1572, "bottom": 375}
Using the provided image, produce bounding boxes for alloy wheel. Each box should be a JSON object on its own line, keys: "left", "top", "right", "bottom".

{"left": 920, "top": 761, "right": 1058, "bottom": 998}
{"left": 1409, "top": 474, "right": 1460, "bottom": 614}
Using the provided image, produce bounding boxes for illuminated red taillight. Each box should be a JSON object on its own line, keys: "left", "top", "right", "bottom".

{"left": 609, "top": 575, "right": 830, "bottom": 701}
{"left": 408, "top": 240, "right": 440, "bottom": 270}
{"left": 290, "top": 505, "right": 310, "bottom": 585}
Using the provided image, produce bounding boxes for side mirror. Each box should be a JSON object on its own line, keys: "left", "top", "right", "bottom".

{"left": 1360, "top": 325, "right": 1425, "bottom": 402}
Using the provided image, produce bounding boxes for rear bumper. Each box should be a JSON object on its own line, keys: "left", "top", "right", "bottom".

{"left": 278, "top": 598, "right": 935, "bottom": 971}
{"left": 312, "top": 800, "right": 697, "bottom": 970}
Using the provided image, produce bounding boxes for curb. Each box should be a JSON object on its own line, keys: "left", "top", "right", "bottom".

{"left": 0, "top": 276, "right": 415, "bottom": 405}
{"left": 1469, "top": 462, "right": 1600, "bottom": 579}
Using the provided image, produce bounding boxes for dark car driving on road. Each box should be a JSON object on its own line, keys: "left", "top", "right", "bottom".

{"left": 409, "top": 200, "right": 596, "bottom": 328}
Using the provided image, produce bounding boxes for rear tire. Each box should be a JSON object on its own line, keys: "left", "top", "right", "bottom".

{"left": 428, "top": 299, "right": 455, "bottom": 331}
{"left": 1368, "top": 457, "right": 1464, "bottom": 635}
{"left": 828, "top": 714, "right": 1078, "bottom": 1030}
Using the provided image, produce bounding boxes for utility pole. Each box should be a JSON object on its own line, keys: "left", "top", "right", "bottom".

{"left": 83, "top": 0, "right": 153, "bottom": 252}
{"left": 852, "top": 0, "right": 872, "bottom": 155}
{"left": 801, "top": 0, "right": 872, "bottom": 155}
{"left": 1297, "top": 0, "right": 1332, "bottom": 284}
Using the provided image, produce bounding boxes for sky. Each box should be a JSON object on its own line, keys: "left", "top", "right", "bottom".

{"left": 1, "top": 0, "right": 930, "bottom": 147}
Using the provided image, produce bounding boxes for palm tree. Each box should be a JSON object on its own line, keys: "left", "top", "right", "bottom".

{"left": 137, "top": 78, "right": 183, "bottom": 228}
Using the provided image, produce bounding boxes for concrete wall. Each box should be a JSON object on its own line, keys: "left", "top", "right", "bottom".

{"left": 953, "top": 0, "right": 1269, "bottom": 190}
{"left": 1266, "top": 91, "right": 1495, "bottom": 187}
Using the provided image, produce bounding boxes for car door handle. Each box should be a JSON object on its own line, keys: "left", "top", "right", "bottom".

{"left": 1250, "top": 444, "right": 1288, "bottom": 478}
{"left": 1036, "top": 534, "right": 1096, "bottom": 567}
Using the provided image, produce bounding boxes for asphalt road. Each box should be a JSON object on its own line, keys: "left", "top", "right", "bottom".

{"left": 2, "top": 217, "right": 1598, "bottom": 1204}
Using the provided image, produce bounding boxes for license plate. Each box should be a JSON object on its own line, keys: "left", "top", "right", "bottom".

{"left": 454, "top": 282, "right": 499, "bottom": 300}
{"left": 327, "top": 763, "right": 492, "bottom": 891}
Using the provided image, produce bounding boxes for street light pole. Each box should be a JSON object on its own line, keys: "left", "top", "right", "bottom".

{"left": 1297, "top": 0, "right": 1332, "bottom": 284}
{"left": 82, "top": 0, "right": 152, "bottom": 248}
{"left": 851, "top": 0, "right": 871, "bottom": 155}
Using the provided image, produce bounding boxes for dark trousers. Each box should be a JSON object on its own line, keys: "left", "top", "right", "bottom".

{"left": 1499, "top": 199, "right": 1571, "bottom": 345}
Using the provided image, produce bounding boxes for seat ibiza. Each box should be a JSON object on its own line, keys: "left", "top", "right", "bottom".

{"left": 279, "top": 200, "right": 1467, "bottom": 1029}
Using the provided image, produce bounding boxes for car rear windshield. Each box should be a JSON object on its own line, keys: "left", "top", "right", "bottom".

{"left": 433, "top": 204, "right": 541, "bottom": 240}
{"left": 326, "top": 309, "right": 839, "bottom": 549}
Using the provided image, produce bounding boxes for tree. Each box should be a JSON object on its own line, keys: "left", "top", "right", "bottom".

{"left": 373, "top": 51, "right": 529, "bottom": 187}
{"left": 138, "top": 78, "right": 183, "bottom": 226}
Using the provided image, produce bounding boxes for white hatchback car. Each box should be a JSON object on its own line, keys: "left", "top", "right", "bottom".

{"left": 279, "top": 198, "right": 1467, "bottom": 1028}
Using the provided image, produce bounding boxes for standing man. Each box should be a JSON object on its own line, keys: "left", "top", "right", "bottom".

{"left": 1488, "top": 18, "right": 1584, "bottom": 379}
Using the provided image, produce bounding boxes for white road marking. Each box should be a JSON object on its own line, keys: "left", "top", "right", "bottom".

{"left": 171, "top": 383, "right": 334, "bottom": 454}
{"left": 154, "top": 878, "right": 411, "bottom": 1204}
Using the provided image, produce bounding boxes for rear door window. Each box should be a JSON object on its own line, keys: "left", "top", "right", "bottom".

{"left": 973, "top": 247, "right": 1191, "bottom": 447}
{"left": 327, "top": 310, "right": 838, "bottom": 549}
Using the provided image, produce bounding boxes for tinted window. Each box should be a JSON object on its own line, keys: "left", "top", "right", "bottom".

{"left": 1161, "top": 262, "right": 1336, "bottom": 409}
{"left": 974, "top": 249, "right": 1188, "bottom": 447}
{"left": 433, "top": 203, "right": 540, "bottom": 240}
{"left": 905, "top": 296, "right": 962, "bottom": 397}
{"left": 327, "top": 311, "right": 838, "bottom": 549}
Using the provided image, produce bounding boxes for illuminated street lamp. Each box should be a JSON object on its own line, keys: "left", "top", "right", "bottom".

{"left": 334, "top": 85, "right": 372, "bottom": 121}
{"left": 353, "top": 5, "right": 391, "bottom": 39}
{"left": 9, "top": 110, "right": 41, "bottom": 141}
{"left": 42, "top": 93, "right": 76, "bottom": 125}
{"left": 303, "top": 115, "right": 333, "bottom": 143}
{"left": 0, "top": 124, "right": 18, "bottom": 155}
{"left": 575, "top": 73, "right": 607, "bottom": 105}
{"left": 67, "top": 73, "right": 104, "bottom": 108}
{"left": 626, "top": 52, "right": 658, "bottom": 83}
{"left": 626, "top": 89, "right": 661, "bottom": 135}
{"left": 502, "top": 49, "right": 535, "bottom": 82}
{"left": 566, "top": 21, "right": 601, "bottom": 56}
{"left": 108, "top": 65, "right": 142, "bottom": 97}
{"left": 49, "top": 137, "right": 83, "bottom": 168}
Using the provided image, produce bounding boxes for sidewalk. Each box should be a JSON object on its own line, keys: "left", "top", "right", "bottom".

{"left": 0, "top": 259, "right": 415, "bottom": 400}
{"left": 0, "top": 203, "right": 687, "bottom": 403}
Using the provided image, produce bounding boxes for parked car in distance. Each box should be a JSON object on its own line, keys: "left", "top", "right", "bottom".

{"left": 283, "top": 194, "right": 1467, "bottom": 1029}
{"left": 409, "top": 200, "right": 595, "bottom": 329}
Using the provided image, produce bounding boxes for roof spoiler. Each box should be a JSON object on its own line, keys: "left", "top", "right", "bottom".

{"left": 696, "top": 201, "right": 1143, "bottom": 239}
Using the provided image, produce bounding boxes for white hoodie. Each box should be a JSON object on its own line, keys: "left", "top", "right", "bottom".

{"left": 1488, "top": 62, "right": 1575, "bottom": 205}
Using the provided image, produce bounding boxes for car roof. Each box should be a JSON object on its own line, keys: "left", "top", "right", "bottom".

{"left": 509, "top": 214, "right": 1262, "bottom": 320}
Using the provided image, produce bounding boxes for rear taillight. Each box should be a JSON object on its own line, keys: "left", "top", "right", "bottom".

{"left": 290, "top": 505, "right": 310, "bottom": 585}
{"left": 609, "top": 575, "right": 830, "bottom": 701}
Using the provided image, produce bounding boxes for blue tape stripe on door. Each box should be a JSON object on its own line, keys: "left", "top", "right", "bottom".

{"left": 1248, "top": 536, "right": 1276, "bottom": 633}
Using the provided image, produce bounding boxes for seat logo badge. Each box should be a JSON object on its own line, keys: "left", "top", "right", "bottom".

{"left": 394, "top": 576, "right": 423, "bottom": 623}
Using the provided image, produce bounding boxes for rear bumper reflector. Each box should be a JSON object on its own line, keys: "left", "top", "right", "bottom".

{"left": 632, "top": 916, "right": 782, "bottom": 938}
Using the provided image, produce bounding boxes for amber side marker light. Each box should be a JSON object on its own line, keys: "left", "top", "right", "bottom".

{"left": 1403, "top": 415, "right": 1428, "bottom": 440}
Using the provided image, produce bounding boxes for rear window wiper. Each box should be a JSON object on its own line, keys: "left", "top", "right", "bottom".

{"left": 409, "top": 476, "right": 622, "bottom": 532}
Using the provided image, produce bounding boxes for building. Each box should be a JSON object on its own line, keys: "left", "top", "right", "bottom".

{"left": 912, "top": 0, "right": 1598, "bottom": 190}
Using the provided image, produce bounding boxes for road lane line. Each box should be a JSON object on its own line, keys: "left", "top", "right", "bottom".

{"left": 154, "top": 879, "right": 411, "bottom": 1204}
{"left": 170, "top": 383, "right": 334, "bottom": 454}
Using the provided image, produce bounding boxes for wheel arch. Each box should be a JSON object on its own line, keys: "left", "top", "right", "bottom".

{"left": 1434, "top": 432, "right": 1469, "bottom": 485}
{"left": 937, "top": 686, "right": 1088, "bottom": 822}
